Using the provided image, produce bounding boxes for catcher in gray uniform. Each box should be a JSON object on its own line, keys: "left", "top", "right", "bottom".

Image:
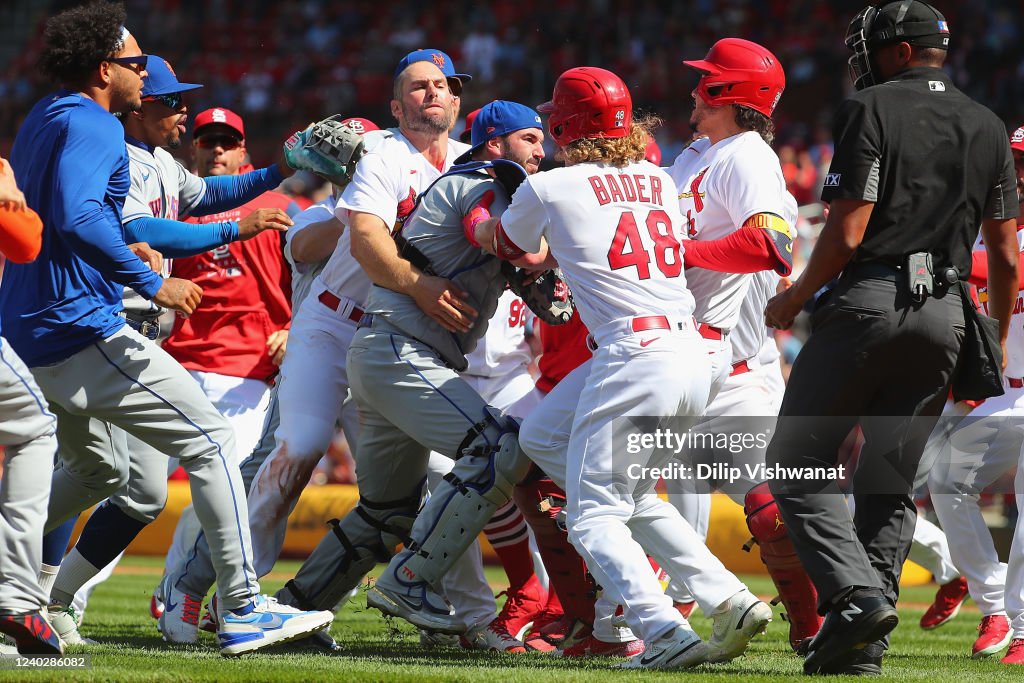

{"left": 273, "top": 101, "right": 570, "bottom": 623}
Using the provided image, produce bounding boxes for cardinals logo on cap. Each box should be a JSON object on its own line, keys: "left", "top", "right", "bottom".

{"left": 1012, "top": 128, "right": 1024, "bottom": 144}
{"left": 345, "top": 120, "right": 366, "bottom": 134}
{"left": 432, "top": 53, "right": 446, "bottom": 69}
{"left": 212, "top": 109, "right": 227, "bottom": 123}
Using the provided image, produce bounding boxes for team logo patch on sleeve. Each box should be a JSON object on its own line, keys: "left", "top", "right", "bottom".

{"left": 824, "top": 173, "right": 842, "bottom": 187}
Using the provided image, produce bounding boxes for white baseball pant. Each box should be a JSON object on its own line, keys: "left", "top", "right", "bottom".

{"left": 930, "top": 382, "right": 1024, "bottom": 636}
{"left": 519, "top": 317, "right": 741, "bottom": 642}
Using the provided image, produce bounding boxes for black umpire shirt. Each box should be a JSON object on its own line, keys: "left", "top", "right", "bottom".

{"left": 821, "top": 65, "right": 1018, "bottom": 274}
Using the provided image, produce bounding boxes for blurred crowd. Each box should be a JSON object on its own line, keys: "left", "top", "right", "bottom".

{"left": 3, "top": 0, "right": 1023, "bottom": 169}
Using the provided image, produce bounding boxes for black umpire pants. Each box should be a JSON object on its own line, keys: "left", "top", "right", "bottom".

{"left": 766, "top": 268, "right": 964, "bottom": 612}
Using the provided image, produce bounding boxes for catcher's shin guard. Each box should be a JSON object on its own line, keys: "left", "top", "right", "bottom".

{"left": 276, "top": 491, "right": 421, "bottom": 611}
{"left": 743, "top": 482, "right": 822, "bottom": 649}
{"left": 513, "top": 470, "right": 596, "bottom": 625}
{"left": 396, "top": 413, "right": 532, "bottom": 590}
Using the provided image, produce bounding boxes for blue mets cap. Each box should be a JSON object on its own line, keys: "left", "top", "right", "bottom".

{"left": 393, "top": 49, "right": 472, "bottom": 83}
{"left": 454, "top": 100, "right": 543, "bottom": 164}
{"left": 142, "top": 55, "right": 202, "bottom": 97}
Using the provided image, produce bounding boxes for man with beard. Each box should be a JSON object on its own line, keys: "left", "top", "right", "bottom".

{"left": 272, "top": 99, "right": 551, "bottom": 651}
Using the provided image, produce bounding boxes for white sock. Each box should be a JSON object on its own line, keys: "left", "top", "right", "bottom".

{"left": 50, "top": 549, "right": 101, "bottom": 608}
{"left": 38, "top": 563, "right": 60, "bottom": 602}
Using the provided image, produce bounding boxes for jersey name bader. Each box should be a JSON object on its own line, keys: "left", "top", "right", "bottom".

{"left": 588, "top": 173, "right": 664, "bottom": 206}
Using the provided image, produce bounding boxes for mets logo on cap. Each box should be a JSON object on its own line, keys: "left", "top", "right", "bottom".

{"left": 432, "top": 53, "right": 446, "bottom": 69}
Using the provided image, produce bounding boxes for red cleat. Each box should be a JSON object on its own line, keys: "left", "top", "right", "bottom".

{"left": 674, "top": 600, "right": 697, "bottom": 620}
{"left": 973, "top": 614, "right": 1012, "bottom": 659}
{"left": 559, "top": 633, "right": 645, "bottom": 658}
{"left": 524, "top": 614, "right": 587, "bottom": 652}
{"left": 493, "top": 574, "right": 547, "bottom": 641}
{"left": 1002, "top": 638, "right": 1024, "bottom": 664}
{"left": 920, "top": 577, "right": 969, "bottom": 630}
{"left": 0, "top": 611, "right": 63, "bottom": 656}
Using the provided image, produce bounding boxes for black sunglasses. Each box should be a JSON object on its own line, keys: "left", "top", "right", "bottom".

{"left": 107, "top": 55, "right": 149, "bottom": 70}
{"left": 196, "top": 133, "right": 242, "bottom": 150}
{"left": 143, "top": 92, "right": 183, "bottom": 110}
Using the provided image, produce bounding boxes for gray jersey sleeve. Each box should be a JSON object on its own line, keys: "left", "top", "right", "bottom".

{"left": 173, "top": 151, "right": 207, "bottom": 219}
{"left": 366, "top": 171, "right": 512, "bottom": 370}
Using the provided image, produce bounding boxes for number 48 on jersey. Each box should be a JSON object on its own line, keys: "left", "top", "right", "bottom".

{"left": 607, "top": 209, "right": 682, "bottom": 280}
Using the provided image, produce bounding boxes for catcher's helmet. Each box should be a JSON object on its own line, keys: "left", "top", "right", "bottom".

{"left": 538, "top": 67, "right": 632, "bottom": 147}
{"left": 846, "top": 2, "right": 950, "bottom": 91}
{"left": 683, "top": 38, "right": 785, "bottom": 117}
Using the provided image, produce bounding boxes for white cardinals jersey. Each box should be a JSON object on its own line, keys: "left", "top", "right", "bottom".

{"left": 670, "top": 132, "right": 793, "bottom": 331}
{"left": 283, "top": 197, "right": 335, "bottom": 310}
{"left": 500, "top": 160, "right": 694, "bottom": 330}
{"left": 463, "top": 288, "right": 534, "bottom": 379}
{"left": 120, "top": 141, "right": 207, "bottom": 317}
{"left": 314, "top": 129, "right": 470, "bottom": 305}
{"left": 731, "top": 269, "right": 780, "bottom": 362}
{"left": 976, "top": 227, "right": 1024, "bottom": 377}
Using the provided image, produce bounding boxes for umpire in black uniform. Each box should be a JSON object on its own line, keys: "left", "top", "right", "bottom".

{"left": 763, "top": 1, "right": 1019, "bottom": 676}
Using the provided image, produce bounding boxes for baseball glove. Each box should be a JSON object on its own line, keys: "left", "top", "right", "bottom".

{"left": 283, "top": 115, "right": 366, "bottom": 186}
{"left": 502, "top": 263, "right": 574, "bottom": 325}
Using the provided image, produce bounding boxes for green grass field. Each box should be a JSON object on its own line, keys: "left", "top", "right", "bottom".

{"left": 2, "top": 556, "right": 1019, "bottom": 682}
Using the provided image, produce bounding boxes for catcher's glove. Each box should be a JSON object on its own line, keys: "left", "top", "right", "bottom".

{"left": 283, "top": 115, "right": 366, "bottom": 186}
{"left": 503, "top": 263, "right": 574, "bottom": 325}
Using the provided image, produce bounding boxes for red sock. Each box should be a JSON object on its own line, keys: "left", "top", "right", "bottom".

{"left": 484, "top": 500, "right": 535, "bottom": 590}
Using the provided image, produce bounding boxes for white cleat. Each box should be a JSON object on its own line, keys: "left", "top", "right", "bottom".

{"left": 367, "top": 565, "right": 460, "bottom": 634}
{"left": 619, "top": 623, "right": 707, "bottom": 670}
{"left": 156, "top": 575, "right": 202, "bottom": 644}
{"left": 706, "top": 589, "right": 773, "bottom": 663}
{"left": 47, "top": 604, "right": 98, "bottom": 646}
{"left": 217, "top": 594, "right": 333, "bottom": 657}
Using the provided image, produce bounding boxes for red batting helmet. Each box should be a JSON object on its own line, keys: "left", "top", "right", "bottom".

{"left": 683, "top": 38, "right": 785, "bottom": 117}
{"left": 538, "top": 67, "right": 632, "bottom": 147}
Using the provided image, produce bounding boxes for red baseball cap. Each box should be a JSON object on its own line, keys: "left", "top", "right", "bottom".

{"left": 459, "top": 108, "right": 481, "bottom": 144}
{"left": 1011, "top": 125, "right": 1024, "bottom": 153}
{"left": 194, "top": 107, "right": 245, "bottom": 140}
{"left": 340, "top": 117, "right": 380, "bottom": 135}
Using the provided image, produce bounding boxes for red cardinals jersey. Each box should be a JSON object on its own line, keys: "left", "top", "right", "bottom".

{"left": 536, "top": 313, "right": 592, "bottom": 394}
{"left": 162, "top": 191, "right": 293, "bottom": 381}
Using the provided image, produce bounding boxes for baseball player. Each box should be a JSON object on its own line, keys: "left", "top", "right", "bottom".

{"left": 36, "top": 57, "right": 297, "bottom": 646}
{"left": 272, "top": 99, "right": 551, "bottom": 652}
{"left": 662, "top": 38, "right": 827, "bottom": 651}
{"left": 2, "top": 10, "right": 330, "bottom": 655}
{"left": 146, "top": 117, "right": 380, "bottom": 652}
{"left": 151, "top": 120, "right": 381, "bottom": 645}
{"left": 0, "top": 159, "right": 64, "bottom": 656}
{"left": 927, "top": 123, "right": 1024, "bottom": 665}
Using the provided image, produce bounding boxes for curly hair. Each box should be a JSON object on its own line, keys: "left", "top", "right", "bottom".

{"left": 562, "top": 114, "right": 662, "bottom": 168}
{"left": 39, "top": 1, "right": 127, "bottom": 88}
{"left": 733, "top": 106, "right": 775, "bottom": 146}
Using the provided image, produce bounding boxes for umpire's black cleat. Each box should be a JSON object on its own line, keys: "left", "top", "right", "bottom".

{"left": 817, "top": 639, "right": 884, "bottom": 676}
{"left": 803, "top": 591, "right": 897, "bottom": 675}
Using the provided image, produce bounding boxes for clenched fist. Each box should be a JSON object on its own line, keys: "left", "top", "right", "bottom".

{"left": 238, "top": 208, "right": 293, "bottom": 240}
